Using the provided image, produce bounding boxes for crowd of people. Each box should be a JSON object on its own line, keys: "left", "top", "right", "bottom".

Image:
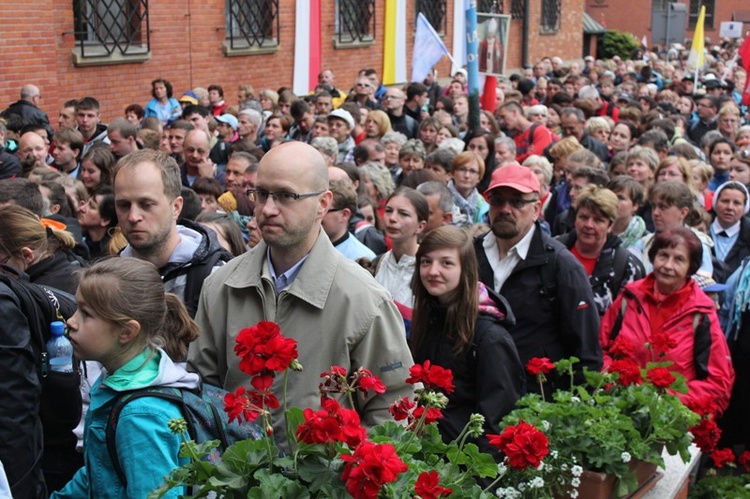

{"left": 1, "top": 35, "right": 750, "bottom": 496}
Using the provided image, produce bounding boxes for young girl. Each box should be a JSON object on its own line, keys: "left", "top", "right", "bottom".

{"left": 410, "top": 226, "right": 523, "bottom": 456}
{"left": 53, "top": 258, "right": 200, "bottom": 498}
{"left": 375, "top": 188, "right": 428, "bottom": 314}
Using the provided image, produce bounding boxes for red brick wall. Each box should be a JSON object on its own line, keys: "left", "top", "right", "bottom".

{"left": 587, "top": 0, "right": 747, "bottom": 49}
{"left": 0, "top": 0, "right": 585, "bottom": 123}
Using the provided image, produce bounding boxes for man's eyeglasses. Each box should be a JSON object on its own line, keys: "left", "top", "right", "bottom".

{"left": 487, "top": 196, "right": 539, "bottom": 209}
{"left": 246, "top": 189, "right": 324, "bottom": 206}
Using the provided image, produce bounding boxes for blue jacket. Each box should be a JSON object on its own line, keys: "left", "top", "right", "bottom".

{"left": 52, "top": 348, "right": 199, "bottom": 499}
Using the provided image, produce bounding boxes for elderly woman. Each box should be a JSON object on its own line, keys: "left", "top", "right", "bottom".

{"left": 523, "top": 155, "right": 554, "bottom": 227}
{"left": 398, "top": 139, "right": 426, "bottom": 179}
{"left": 556, "top": 185, "right": 645, "bottom": 315}
{"left": 381, "top": 131, "right": 408, "bottom": 186}
{"left": 360, "top": 160, "right": 396, "bottom": 221}
{"left": 447, "top": 151, "right": 489, "bottom": 227}
{"left": 601, "top": 226, "right": 734, "bottom": 417}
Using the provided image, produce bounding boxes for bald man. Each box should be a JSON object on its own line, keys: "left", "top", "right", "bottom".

{"left": 189, "top": 142, "right": 414, "bottom": 439}
{"left": 1, "top": 84, "right": 53, "bottom": 138}
{"left": 18, "top": 131, "right": 49, "bottom": 173}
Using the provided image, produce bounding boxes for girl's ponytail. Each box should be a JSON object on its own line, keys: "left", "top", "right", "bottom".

{"left": 160, "top": 293, "right": 200, "bottom": 363}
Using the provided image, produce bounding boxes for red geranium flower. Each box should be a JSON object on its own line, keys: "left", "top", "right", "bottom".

{"left": 488, "top": 420, "right": 550, "bottom": 470}
{"left": 223, "top": 387, "right": 263, "bottom": 424}
{"left": 690, "top": 418, "right": 722, "bottom": 453}
{"left": 389, "top": 396, "right": 416, "bottom": 421}
{"left": 406, "top": 361, "right": 455, "bottom": 393}
{"left": 738, "top": 451, "right": 750, "bottom": 472}
{"left": 609, "top": 359, "right": 643, "bottom": 386}
{"left": 341, "top": 441, "right": 408, "bottom": 499}
{"left": 710, "top": 448, "right": 736, "bottom": 468}
{"left": 295, "top": 397, "right": 366, "bottom": 448}
{"left": 649, "top": 331, "right": 677, "bottom": 355}
{"left": 234, "top": 321, "right": 298, "bottom": 376}
{"left": 647, "top": 367, "right": 676, "bottom": 389}
{"left": 526, "top": 357, "right": 555, "bottom": 377}
{"left": 411, "top": 406, "right": 443, "bottom": 426}
{"left": 414, "top": 471, "right": 452, "bottom": 499}
{"left": 250, "top": 374, "right": 280, "bottom": 409}
{"left": 353, "top": 368, "right": 387, "bottom": 397}
{"left": 685, "top": 396, "right": 718, "bottom": 418}
{"left": 608, "top": 336, "right": 635, "bottom": 359}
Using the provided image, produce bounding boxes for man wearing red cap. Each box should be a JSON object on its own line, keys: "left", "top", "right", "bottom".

{"left": 474, "top": 164, "right": 602, "bottom": 394}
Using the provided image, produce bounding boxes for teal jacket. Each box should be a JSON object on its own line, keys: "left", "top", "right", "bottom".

{"left": 52, "top": 348, "right": 200, "bottom": 499}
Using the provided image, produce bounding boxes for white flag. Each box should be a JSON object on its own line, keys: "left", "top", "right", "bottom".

{"left": 411, "top": 13, "right": 449, "bottom": 83}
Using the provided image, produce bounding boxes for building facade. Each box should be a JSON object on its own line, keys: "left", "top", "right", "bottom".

{"left": 0, "top": 0, "right": 585, "bottom": 122}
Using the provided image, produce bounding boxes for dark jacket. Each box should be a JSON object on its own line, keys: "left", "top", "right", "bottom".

{"left": 1, "top": 99, "right": 52, "bottom": 137}
{"left": 556, "top": 231, "right": 646, "bottom": 316}
{"left": 474, "top": 222, "right": 603, "bottom": 392}
{"left": 578, "top": 132, "right": 609, "bottom": 163}
{"left": 712, "top": 217, "right": 750, "bottom": 284}
{"left": 0, "top": 146, "right": 21, "bottom": 179}
{"left": 0, "top": 279, "right": 46, "bottom": 498}
{"left": 349, "top": 213, "right": 387, "bottom": 256}
{"left": 155, "top": 220, "right": 232, "bottom": 317}
{"left": 552, "top": 207, "right": 576, "bottom": 236}
{"left": 412, "top": 287, "right": 523, "bottom": 457}
{"left": 25, "top": 251, "right": 87, "bottom": 295}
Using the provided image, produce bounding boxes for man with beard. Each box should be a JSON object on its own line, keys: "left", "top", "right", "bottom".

{"left": 113, "top": 149, "right": 230, "bottom": 316}
{"left": 473, "top": 164, "right": 601, "bottom": 394}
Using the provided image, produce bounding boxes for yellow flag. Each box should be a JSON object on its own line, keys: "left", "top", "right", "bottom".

{"left": 686, "top": 5, "right": 705, "bottom": 74}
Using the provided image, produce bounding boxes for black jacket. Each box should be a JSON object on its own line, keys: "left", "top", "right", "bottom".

{"left": 555, "top": 231, "right": 646, "bottom": 316}
{"left": 1, "top": 99, "right": 52, "bottom": 137}
{"left": 0, "top": 279, "right": 46, "bottom": 498}
{"left": 25, "top": 250, "right": 88, "bottom": 295}
{"left": 0, "top": 146, "right": 20, "bottom": 179}
{"left": 412, "top": 289, "right": 523, "bottom": 457}
{"left": 712, "top": 216, "right": 750, "bottom": 284}
{"left": 474, "top": 223, "right": 603, "bottom": 392}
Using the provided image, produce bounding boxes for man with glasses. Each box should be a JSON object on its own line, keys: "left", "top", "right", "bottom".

{"left": 688, "top": 95, "right": 719, "bottom": 146}
{"left": 384, "top": 88, "right": 418, "bottom": 139}
{"left": 350, "top": 77, "right": 382, "bottom": 110}
{"left": 474, "top": 164, "right": 601, "bottom": 394}
{"left": 189, "top": 141, "right": 414, "bottom": 439}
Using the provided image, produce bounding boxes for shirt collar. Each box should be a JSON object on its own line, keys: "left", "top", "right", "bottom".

{"left": 266, "top": 247, "right": 309, "bottom": 293}
{"left": 712, "top": 219, "right": 741, "bottom": 238}
{"left": 483, "top": 223, "right": 536, "bottom": 260}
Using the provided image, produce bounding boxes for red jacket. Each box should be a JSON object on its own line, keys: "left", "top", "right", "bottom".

{"left": 600, "top": 274, "right": 734, "bottom": 415}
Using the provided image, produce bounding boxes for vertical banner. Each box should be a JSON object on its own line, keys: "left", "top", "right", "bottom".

{"left": 383, "top": 0, "right": 407, "bottom": 85}
{"left": 740, "top": 35, "right": 750, "bottom": 106}
{"left": 293, "top": 0, "right": 322, "bottom": 96}
{"left": 452, "top": 0, "right": 466, "bottom": 75}
{"left": 686, "top": 5, "right": 705, "bottom": 91}
{"left": 465, "top": 0, "right": 480, "bottom": 131}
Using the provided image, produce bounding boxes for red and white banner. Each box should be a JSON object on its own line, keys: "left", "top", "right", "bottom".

{"left": 293, "top": 0, "right": 322, "bottom": 96}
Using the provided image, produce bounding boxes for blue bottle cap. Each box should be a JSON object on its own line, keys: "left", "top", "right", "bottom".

{"left": 50, "top": 321, "right": 66, "bottom": 336}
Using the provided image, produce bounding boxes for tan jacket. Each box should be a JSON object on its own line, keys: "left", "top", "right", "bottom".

{"left": 188, "top": 230, "right": 415, "bottom": 433}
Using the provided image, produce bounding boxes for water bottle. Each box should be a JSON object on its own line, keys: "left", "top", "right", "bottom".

{"left": 47, "top": 321, "right": 74, "bottom": 373}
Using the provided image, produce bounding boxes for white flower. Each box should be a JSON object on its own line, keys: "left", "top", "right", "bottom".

{"left": 571, "top": 396, "right": 581, "bottom": 403}
{"left": 571, "top": 477, "right": 581, "bottom": 487}
{"left": 621, "top": 452, "right": 632, "bottom": 463}
{"left": 518, "top": 482, "right": 527, "bottom": 492}
{"left": 497, "top": 463, "right": 507, "bottom": 475}
{"left": 561, "top": 464, "right": 569, "bottom": 471}
{"left": 550, "top": 450, "right": 559, "bottom": 460}
{"left": 542, "top": 420, "right": 551, "bottom": 431}
{"left": 570, "top": 489, "right": 579, "bottom": 498}
{"left": 571, "top": 465, "right": 583, "bottom": 477}
{"left": 530, "top": 477, "right": 545, "bottom": 489}
{"left": 537, "top": 462, "right": 545, "bottom": 471}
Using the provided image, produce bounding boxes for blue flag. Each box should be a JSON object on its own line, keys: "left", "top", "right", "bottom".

{"left": 411, "top": 13, "right": 449, "bottom": 83}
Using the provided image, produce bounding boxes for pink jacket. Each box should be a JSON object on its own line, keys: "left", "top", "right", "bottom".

{"left": 600, "top": 275, "right": 735, "bottom": 415}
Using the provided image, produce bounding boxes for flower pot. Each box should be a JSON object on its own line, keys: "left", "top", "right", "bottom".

{"left": 555, "top": 460, "right": 661, "bottom": 498}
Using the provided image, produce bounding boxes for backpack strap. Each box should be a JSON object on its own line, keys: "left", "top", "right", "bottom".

{"left": 611, "top": 248, "right": 631, "bottom": 295}
{"left": 183, "top": 250, "right": 230, "bottom": 317}
{"left": 608, "top": 297, "right": 629, "bottom": 342}
{"left": 106, "top": 386, "right": 229, "bottom": 487}
{"left": 539, "top": 243, "right": 558, "bottom": 304}
{"left": 692, "top": 312, "right": 711, "bottom": 381}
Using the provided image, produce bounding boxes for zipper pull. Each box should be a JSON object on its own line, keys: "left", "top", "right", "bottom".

{"left": 41, "top": 352, "right": 49, "bottom": 378}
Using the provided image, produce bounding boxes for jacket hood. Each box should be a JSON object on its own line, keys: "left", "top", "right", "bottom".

{"left": 478, "top": 282, "right": 516, "bottom": 329}
{"left": 103, "top": 347, "right": 200, "bottom": 392}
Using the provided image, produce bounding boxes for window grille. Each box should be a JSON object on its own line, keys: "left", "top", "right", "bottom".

{"left": 688, "top": 0, "right": 714, "bottom": 29}
{"left": 510, "top": 0, "right": 525, "bottom": 19}
{"left": 73, "top": 0, "right": 149, "bottom": 58}
{"left": 336, "top": 0, "right": 376, "bottom": 44}
{"left": 478, "top": 0, "right": 504, "bottom": 14}
{"left": 416, "top": 0, "right": 448, "bottom": 34}
{"left": 540, "top": 0, "right": 561, "bottom": 32}
{"left": 226, "top": 0, "right": 279, "bottom": 49}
